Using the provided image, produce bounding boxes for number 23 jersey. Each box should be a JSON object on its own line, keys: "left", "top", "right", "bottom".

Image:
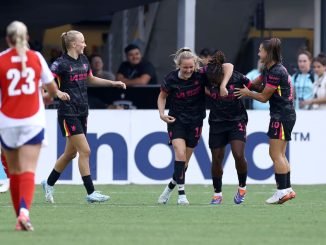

{"left": 0, "top": 48, "right": 54, "bottom": 128}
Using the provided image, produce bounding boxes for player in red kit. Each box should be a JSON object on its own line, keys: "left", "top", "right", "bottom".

{"left": 0, "top": 21, "right": 58, "bottom": 231}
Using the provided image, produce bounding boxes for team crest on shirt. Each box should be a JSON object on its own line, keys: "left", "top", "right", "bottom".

{"left": 51, "top": 61, "right": 59, "bottom": 70}
{"left": 83, "top": 64, "right": 88, "bottom": 70}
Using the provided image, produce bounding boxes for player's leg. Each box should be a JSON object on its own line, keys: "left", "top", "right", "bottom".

{"left": 5, "top": 143, "right": 41, "bottom": 231}
{"left": 230, "top": 140, "right": 247, "bottom": 204}
{"left": 158, "top": 123, "right": 188, "bottom": 204}
{"left": 210, "top": 147, "right": 225, "bottom": 204}
{"left": 69, "top": 133, "right": 109, "bottom": 203}
{"left": 266, "top": 139, "right": 292, "bottom": 204}
{"left": 172, "top": 138, "right": 189, "bottom": 205}
{"left": 42, "top": 137, "right": 77, "bottom": 203}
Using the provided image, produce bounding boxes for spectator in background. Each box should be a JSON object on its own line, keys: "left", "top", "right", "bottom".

{"left": 90, "top": 54, "right": 115, "bottom": 80}
{"left": 246, "top": 60, "right": 269, "bottom": 110}
{"left": 88, "top": 54, "right": 115, "bottom": 109}
{"left": 116, "top": 44, "right": 157, "bottom": 86}
{"left": 301, "top": 53, "right": 326, "bottom": 109}
{"left": 292, "top": 50, "right": 314, "bottom": 109}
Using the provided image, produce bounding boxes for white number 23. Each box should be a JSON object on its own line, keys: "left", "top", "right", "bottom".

{"left": 6, "top": 68, "right": 36, "bottom": 96}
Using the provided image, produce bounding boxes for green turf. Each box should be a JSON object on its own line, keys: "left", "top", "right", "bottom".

{"left": 0, "top": 185, "right": 325, "bottom": 245}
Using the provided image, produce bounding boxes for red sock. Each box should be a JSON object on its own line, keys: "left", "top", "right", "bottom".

{"left": 19, "top": 172, "right": 35, "bottom": 211}
{"left": 9, "top": 174, "right": 20, "bottom": 216}
{"left": 1, "top": 153, "right": 10, "bottom": 178}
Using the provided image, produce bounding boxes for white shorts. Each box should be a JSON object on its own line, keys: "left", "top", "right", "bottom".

{"left": 0, "top": 126, "right": 44, "bottom": 149}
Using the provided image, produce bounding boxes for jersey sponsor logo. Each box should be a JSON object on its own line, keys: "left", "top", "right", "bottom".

{"left": 51, "top": 61, "right": 59, "bottom": 71}
{"left": 268, "top": 75, "right": 279, "bottom": 81}
{"left": 69, "top": 73, "right": 87, "bottom": 82}
{"left": 176, "top": 86, "right": 202, "bottom": 99}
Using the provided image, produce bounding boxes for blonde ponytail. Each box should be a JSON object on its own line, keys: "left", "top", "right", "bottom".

{"left": 6, "top": 21, "right": 29, "bottom": 72}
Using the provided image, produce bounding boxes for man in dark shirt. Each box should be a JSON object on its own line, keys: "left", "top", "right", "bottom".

{"left": 116, "top": 44, "right": 157, "bottom": 86}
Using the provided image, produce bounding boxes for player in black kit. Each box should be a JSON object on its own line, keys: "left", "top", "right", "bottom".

{"left": 205, "top": 51, "right": 258, "bottom": 205}
{"left": 235, "top": 38, "right": 296, "bottom": 204}
{"left": 157, "top": 47, "right": 234, "bottom": 205}
{"left": 42, "top": 30, "right": 126, "bottom": 204}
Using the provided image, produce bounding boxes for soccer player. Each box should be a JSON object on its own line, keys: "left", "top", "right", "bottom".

{"left": 0, "top": 21, "right": 58, "bottom": 230}
{"left": 205, "top": 50, "right": 261, "bottom": 204}
{"left": 41, "top": 30, "right": 126, "bottom": 204}
{"left": 235, "top": 38, "right": 296, "bottom": 204}
{"left": 157, "top": 47, "right": 233, "bottom": 205}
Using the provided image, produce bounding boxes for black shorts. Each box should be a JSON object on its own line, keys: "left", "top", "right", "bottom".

{"left": 209, "top": 120, "right": 247, "bottom": 149}
{"left": 58, "top": 116, "right": 87, "bottom": 137}
{"left": 267, "top": 118, "right": 295, "bottom": 141}
{"left": 167, "top": 121, "right": 203, "bottom": 148}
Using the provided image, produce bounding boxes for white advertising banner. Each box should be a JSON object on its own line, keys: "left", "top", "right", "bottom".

{"left": 35, "top": 110, "right": 325, "bottom": 185}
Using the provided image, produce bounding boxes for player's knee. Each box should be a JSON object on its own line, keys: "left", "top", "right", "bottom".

{"left": 233, "top": 151, "right": 245, "bottom": 163}
{"left": 174, "top": 150, "right": 186, "bottom": 161}
{"left": 79, "top": 147, "right": 91, "bottom": 158}
{"left": 269, "top": 152, "right": 281, "bottom": 163}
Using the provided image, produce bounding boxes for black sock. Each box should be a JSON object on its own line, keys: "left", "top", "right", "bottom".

{"left": 168, "top": 165, "right": 188, "bottom": 190}
{"left": 212, "top": 176, "right": 222, "bottom": 193}
{"left": 82, "top": 175, "right": 95, "bottom": 195}
{"left": 47, "top": 169, "right": 61, "bottom": 186}
{"left": 237, "top": 172, "right": 247, "bottom": 188}
{"left": 286, "top": 171, "right": 291, "bottom": 188}
{"left": 174, "top": 161, "right": 186, "bottom": 195}
{"left": 168, "top": 175, "right": 177, "bottom": 189}
{"left": 275, "top": 173, "right": 287, "bottom": 190}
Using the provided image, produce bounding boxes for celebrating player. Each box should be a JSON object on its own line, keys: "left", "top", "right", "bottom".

{"left": 235, "top": 38, "right": 296, "bottom": 204}
{"left": 205, "top": 50, "right": 258, "bottom": 204}
{"left": 41, "top": 30, "right": 126, "bottom": 204}
{"left": 157, "top": 47, "right": 233, "bottom": 205}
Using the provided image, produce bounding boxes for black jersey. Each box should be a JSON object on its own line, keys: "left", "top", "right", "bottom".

{"left": 207, "top": 71, "right": 250, "bottom": 123}
{"left": 51, "top": 54, "right": 91, "bottom": 116}
{"left": 263, "top": 63, "right": 296, "bottom": 121}
{"left": 161, "top": 70, "right": 207, "bottom": 124}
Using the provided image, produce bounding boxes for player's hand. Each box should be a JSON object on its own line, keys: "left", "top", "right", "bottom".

{"left": 219, "top": 86, "right": 228, "bottom": 97}
{"left": 114, "top": 81, "right": 126, "bottom": 90}
{"left": 160, "top": 114, "right": 176, "bottom": 123}
{"left": 57, "top": 91, "right": 70, "bottom": 101}
{"left": 234, "top": 85, "right": 250, "bottom": 99}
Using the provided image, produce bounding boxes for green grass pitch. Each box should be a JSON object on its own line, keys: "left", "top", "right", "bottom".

{"left": 0, "top": 185, "right": 325, "bottom": 245}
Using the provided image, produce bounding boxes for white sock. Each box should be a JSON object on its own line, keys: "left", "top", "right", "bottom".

{"left": 214, "top": 192, "right": 222, "bottom": 197}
